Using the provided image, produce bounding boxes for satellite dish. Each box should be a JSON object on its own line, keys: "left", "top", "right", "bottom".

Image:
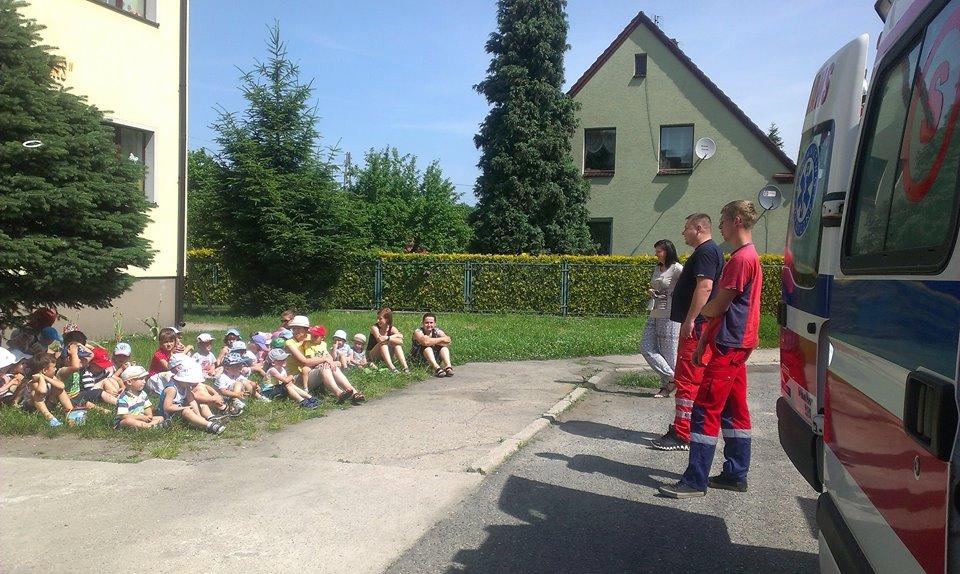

{"left": 22, "top": 139, "right": 43, "bottom": 148}
{"left": 695, "top": 137, "right": 716, "bottom": 160}
{"left": 758, "top": 184, "right": 782, "bottom": 210}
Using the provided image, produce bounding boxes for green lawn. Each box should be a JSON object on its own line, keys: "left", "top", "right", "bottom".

{"left": 0, "top": 310, "right": 779, "bottom": 458}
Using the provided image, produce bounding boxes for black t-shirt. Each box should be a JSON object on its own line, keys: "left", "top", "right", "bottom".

{"left": 670, "top": 239, "right": 724, "bottom": 325}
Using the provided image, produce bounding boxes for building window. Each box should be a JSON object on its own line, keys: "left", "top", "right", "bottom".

{"left": 634, "top": 54, "right": 647, "bottom": 78}
{"left": 588, "top": 219, "right": 613, "bottom": 255}
{"left": 112, "top": 124, "right": 155, "bottom": 202}
{"left": 659, "top": 124, "right": 694, "bottom": 172}
{"left": 94, "top": 0, "right": 156, "bottom": 23}
{"left": 584, "top": 128, "right": 616, "bottom": 176}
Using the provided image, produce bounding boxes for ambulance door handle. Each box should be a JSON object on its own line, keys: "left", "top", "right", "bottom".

{"left": 903, "top": 370, "right": 958, "bottom": 462}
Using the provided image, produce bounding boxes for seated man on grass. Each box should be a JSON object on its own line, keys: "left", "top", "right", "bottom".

{"left": 411, "top": 313, "right": 453, "bottom": 378}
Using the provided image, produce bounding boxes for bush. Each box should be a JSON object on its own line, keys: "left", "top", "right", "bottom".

{"left": 187, "top": 251, "right": 785, "bottom": 316}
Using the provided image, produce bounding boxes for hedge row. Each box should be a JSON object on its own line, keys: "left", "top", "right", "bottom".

{"left": 186, "top": 250, "right": 785, "bottom": 316}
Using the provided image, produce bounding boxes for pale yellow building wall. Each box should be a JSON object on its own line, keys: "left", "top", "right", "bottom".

{"left": 21, "top": 0, "right": 183, "bottom": 279}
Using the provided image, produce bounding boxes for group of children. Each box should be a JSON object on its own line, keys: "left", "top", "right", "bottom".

{"left": 0, "top": 309, "right": 381, "bottom": 434}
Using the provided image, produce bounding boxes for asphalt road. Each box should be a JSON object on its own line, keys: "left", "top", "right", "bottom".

{"left": 386, "top": 366, "right": 820, "bottom": 574}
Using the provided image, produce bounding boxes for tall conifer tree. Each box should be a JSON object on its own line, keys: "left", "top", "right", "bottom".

{"left": 471, "top": 0, "right": 592, "bottom": 254}
{"left": 0, "top": 0, "right": 153, "bottom": 329}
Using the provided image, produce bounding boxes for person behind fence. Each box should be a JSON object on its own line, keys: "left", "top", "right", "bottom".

{"left": 640, "top": 239, "right": 683, "bottom": 398}
{"left": 114, "top": 365, "right": 167, "bottom": 430}
{"left": 411, "top": 313, "right": 453, "bottom": 378}
{"left": 368, "top": 307, "right": 409, "bottom": 373}
{"left": 659, "top": 200, "right": 762, "bottom": 498}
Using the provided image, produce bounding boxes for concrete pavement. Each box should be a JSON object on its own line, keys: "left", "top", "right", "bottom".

{"left": 0, "top": 349, "right": 784, "bottom": 573}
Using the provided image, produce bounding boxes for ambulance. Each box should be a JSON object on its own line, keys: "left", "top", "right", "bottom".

{"left": 777, "top": 0, "right": 960, "bottom": 571}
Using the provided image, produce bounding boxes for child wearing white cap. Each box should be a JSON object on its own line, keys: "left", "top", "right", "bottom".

{"left": 330, "top": 330, "right": 352, "bottom": 369}
{"left": 193, "top": 333, "right": 218, "bottom": 378}
{"left": 263, "top": 348, "right": 318, "bottom": 408}
{"left": 114, "top": 365, "right": 167, "bottom": 430}
{"left": 349, "top": 334, "right": 368, "bottom": 369}
{"left": 0, "top": 348, "right": 28, "bottom": 405}
{"left": 157, "top": 363, "right": 225, "bottom": 434}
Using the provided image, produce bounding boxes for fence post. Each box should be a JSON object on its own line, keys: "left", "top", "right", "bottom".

{"left": 560, "top": 260, "right": 569, "bottom": 316}
{"left": 463, "top": 261, "right": 472, "bottom": 311}
{"left": 374, "top": 259, "right": 382, "bottom": 310}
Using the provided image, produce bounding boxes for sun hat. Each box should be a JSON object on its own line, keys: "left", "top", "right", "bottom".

{"left": 197, "top": 333, "right": 214, "bottom": 342}
{"left": 90, "top": 347, "right": 112, "bottom": 369}
{"left": 333, "top": 329, "right": 347, "bottom": 340}
{"left": 225, "top": 328, "right": 241, "bottom": 337}
{"left": 0, "top": 348, "right": 15, "bottom": 370}
{"left": 353, "top": 333, "right": 367, "bottom": 343}
{"left": 267, "top": 348, "right": 290, "bottom": 362}
{"left": 308, "top": 325, "right": 327, "bottom": 338}
{"left": 230, "top": 341, "right": 247, "bottom": 352}
{"left": 40, "top": 326, "right": 62, "bottom": 343}
{"left": 173, "top": 363, "right": 204, "bottom": 384}
{"left": 168, "top": 353, "right": 190, "bottom": 373}
{"left": 120, "top": 365, "right": 149, "bottom": 381}
{"left": 222, "top": 352, "right": 245, "bottom": 366}
{"left": 288, "top": 315, "right": 310, "bottom": 329}
{"left": 113, "top": 342, "right": 132, "bottom": 356}
{"left": 251, "top": 333, "right": 269, "bottom": 351}
{"left": 280, "top": 329, "right": 293, "bottom": 339}
{"left": 11, "top": 349, "right": 32, "bottom": 363}
{"left": 270, "top": 336, "right": 287, "bottom": 349}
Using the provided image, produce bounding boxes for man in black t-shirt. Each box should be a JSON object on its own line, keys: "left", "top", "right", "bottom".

{"left": 651, "top": 213, "right": 724, "bottom": 451}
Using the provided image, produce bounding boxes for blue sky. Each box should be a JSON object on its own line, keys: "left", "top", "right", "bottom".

{"left": 189, "top": 1, "right": 882, "bottom": 204}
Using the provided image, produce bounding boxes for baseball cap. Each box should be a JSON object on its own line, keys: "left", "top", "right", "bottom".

{"left": 353, "top": 333, "right": 367, "bottom": 343}
{"left": 308, "top": 325, "right": 326, "bottom": 338}
{"left": 280, "top": 329, "right": 293, "bottom": 339}
{"left": 288, "top": 315, "right": 310, "bottom": 329}
{"left": 120, "top": 364, "right": 149, "bottom": 381}
{"left": 222, "top": 352, "right": 245, "bottom": 366}
{"left": 113, "top": 342, "right": 132, "bottom": 356}
{"left": 197, "top": 333, "right": 214, "bottom": 342}
{"left": 333, "top": 329, "right": 347, "bottom": 340}
{"left": 225, "top": 328, "right": 241, "bottom": 337}
{"left": 270, "top": 336, "right": 287, "bottom": 349}
{"left": 173, "top": 363, "right": 204, "bottom": 384}
{"left": 40, "top": 326, "right": 62, "bottom": 343}
{"left": 230, "top": 341, "right": 247, "bottom": 352}
{"left": 90, "top": 347, "right": 112, "bottom": 369}
{"left": 11, "top": 349, "right": 32, "bottom": 363}
{"left": 251, "top": 333, "right": 269, "bottom": 351}
{"left": 267, "top": 348, "right": 290, "bottom": 361}
{"left": 166, "top": 326, "right": 182, "bottom": 335}
{"left": 0, "top": 348, "right": 15, "bottom": 370}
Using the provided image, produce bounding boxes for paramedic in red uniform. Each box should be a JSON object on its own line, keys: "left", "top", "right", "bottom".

{"left": 659, "top": 200, "right": 762, "bottom": 498}
{"left": 651, "top": 213, "right": 723, "bottom": 451}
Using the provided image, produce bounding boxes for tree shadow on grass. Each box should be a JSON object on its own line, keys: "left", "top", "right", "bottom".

{"left": 444, "top": 475, "right": 817, "bottom": 573}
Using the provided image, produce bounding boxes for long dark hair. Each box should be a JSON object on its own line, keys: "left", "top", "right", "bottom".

{"left": 654, "top": 239, "right": 679, "bottom": 267}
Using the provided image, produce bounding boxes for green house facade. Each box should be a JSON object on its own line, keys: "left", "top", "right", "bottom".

{"left": 569, "top": 12, "right": 796, "bottom": 255}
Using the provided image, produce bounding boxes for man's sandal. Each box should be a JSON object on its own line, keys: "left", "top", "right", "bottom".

{"left": 435, "top": 367, "right": 446, "bottom": 378}
{"left": 444, "top": 366, "right": 454, "bottom": 377}
{"left": 337, "top": 389, "right": 356, "bottom": 404}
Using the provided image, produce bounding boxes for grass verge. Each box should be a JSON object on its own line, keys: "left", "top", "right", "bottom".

{"left": 616, "top": 372, "right": 662, "bottom": 389}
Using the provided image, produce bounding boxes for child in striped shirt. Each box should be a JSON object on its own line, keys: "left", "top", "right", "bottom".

{"left": 114, "top": 365, "right": 167, "bottom": 430}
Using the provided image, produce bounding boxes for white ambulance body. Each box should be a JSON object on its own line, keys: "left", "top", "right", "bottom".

{"left": 778, "top": 1, "right": 960, "bottom": 571}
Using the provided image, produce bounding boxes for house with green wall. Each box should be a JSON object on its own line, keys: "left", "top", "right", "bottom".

{"left": 568, "top": 11, "right": 796, "bottom": 255}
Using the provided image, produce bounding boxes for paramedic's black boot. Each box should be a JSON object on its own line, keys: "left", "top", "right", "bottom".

{"left": 708, "top": 474, "right": 748, "bottom": 492}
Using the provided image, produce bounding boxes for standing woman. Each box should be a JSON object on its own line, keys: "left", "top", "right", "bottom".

{"left": 641, "top": 239, "right": 683, "bottom": 397}
{"left": 368, "top": 307, "right": 410, "bottom": 372}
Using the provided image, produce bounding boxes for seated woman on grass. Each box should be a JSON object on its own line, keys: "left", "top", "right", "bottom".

{"left": 368, "top": 307, "right": 409, "bottom": 373}
{"left": 284, "top": 315, "right": 364, "bottom": 404}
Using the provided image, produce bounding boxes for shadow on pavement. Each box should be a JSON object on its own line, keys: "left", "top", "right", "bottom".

{"left": 536, "top": 452, "right": 680, "bottom": 489}
{"left": 796, "top": 495, "right": 818, "bottom": 539}
{"left": 446, "top": 475, "right": 817, "bottom": 573}
{"left": 554, "top": 419, "right": 660, "bottom": 445}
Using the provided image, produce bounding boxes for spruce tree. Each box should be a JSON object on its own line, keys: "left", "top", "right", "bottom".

{"left": 211, "top": 23, "right": 367, "bottom": 314}
{"left": 471, "top": 0, "right": 592, "bottom": 254}
{"left": 767, "top": 122, "right": 785, "bottom": 150}
{"left": 0, "top": 0, "right": 153, "bottom": 329}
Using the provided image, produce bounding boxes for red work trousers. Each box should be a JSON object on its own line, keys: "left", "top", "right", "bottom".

{"left": 672, "top": 332, "right": 712, "bottom": 441}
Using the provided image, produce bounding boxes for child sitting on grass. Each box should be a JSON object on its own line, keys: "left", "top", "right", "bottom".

{"left": 331, "top": 330, "right": 352, "bottom": 369}
{"left": 0, "top": 348, "right": 28, "bottom": 405}
{"left": 216, "top": 352, "right": 263, "bottom": 415}
{"left": 263, "top": 348, "right": 318, "bottom": 408}
{"left": 192, "top": 333, "right": 218, "bottom": 379}
{"left": 217, "top": 328, "right": 241, "bottom": 365}
{"left": 348, "top": 334, "right": 368, "bottom": 369}
{"left": 26, "top": 353, "right": 76, "bottom": 427}
{"left": 157, "top": 363, "right": 225, "bottom": 434}
{"left": 148, "top": 331, "right": 178, "bottom": 376}
{"left": 114, "top": 365, "right": 167, "bottom": 430}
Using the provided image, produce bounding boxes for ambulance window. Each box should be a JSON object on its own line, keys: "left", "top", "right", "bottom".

{"left": 787, "top": 121, "right": 833, "bottom": 288}
{"left": 844, "top": 40, "right": 922, "bottom": 270}
{"left": 887, "top": 3, "right": 960, "bottom": 262}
